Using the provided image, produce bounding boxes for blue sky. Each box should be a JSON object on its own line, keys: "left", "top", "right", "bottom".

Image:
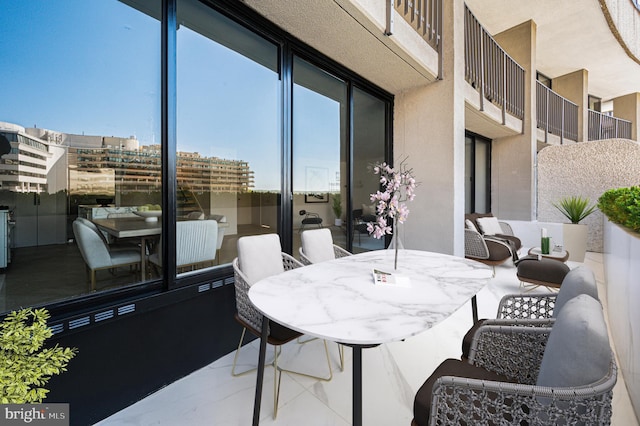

{"left": 0, "top": 0, "right": 340, "bottom": 192}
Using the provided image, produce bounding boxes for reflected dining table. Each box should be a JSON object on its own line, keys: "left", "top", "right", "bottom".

{"left": 248, "top": 249, "right": 493, "bottom": 425}
{"left": 92, "top": 217, "right": 161, "bottom": 279}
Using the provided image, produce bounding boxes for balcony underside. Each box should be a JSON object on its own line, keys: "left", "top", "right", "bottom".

{"left": 242, "top": 0, "right": 439, "bottom": 93}
{"left": 464, "top": 82, "right": 522, "bottom": 139}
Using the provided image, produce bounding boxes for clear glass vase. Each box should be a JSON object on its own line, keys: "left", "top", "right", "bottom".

{"left": 387, "top": 218, "right": 403, "bottom": 269}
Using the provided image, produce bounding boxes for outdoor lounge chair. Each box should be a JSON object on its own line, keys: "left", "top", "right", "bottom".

{"left": 461, "top": 265, "right": 598, "bottom": 359}
{"left": 413, "top": 294, "right": 616, "bottom": 425}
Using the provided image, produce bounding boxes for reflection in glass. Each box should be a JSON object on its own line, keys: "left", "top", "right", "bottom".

{"left": 0, "top": 0, "right": 161, "bottom": 312}
{"left": 292, "top": 57, "right": 347, "bottom": 251}
{"left": 352, "top": 88, "right": 386, "bottom": 252}
{"left": 176, "top": 0, "right": 280, "bottom": 272}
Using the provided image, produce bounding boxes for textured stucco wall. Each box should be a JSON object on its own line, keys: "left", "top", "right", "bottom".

{"left": 537, "top": 139, "right": 640, "bottom": 252}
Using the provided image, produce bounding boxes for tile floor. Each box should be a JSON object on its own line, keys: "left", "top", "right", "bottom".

{"left": 97, "top": 251, "right": 639, "bottom": 426}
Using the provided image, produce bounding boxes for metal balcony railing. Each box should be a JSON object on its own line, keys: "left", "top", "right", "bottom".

{"left": 536, "top": 81, "right": 579, "bottom": 143}
{"left": 464, "top": 5, "right": 525, "bottom": 124}
{"left": 588, "top": 110, "right": 632, "bottom": 140}
{"left": 386, "top": 0, "right": 442, "bottom": 52}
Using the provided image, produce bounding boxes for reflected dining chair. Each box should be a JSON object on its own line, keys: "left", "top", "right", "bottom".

{"left": 72, "top": 219, "right": 141, "bottom": 290}
{"left": 148, "top": 219, "right": 218, "bottom": 274}
{"left": 232, "top": 233, "right": 333, "bottom": 419}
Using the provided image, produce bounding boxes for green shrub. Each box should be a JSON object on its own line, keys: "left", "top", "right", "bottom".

{"left": 598, "top": 186, "right": 640, "bottom": 233}
{"left": 0, "top": 308, "right": 77, "bottom": 403}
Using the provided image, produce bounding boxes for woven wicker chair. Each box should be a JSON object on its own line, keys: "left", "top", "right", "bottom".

{"left": 413, "top": 294, "right": 617, "bottom": 426}
{"left": 464, "top": 229, "right": 514, "bottom": 276}
{"left": 231, "top": 234, "right": 333, "bottom": 419}
{"left": 461, "top": 265, "right": 598, "bottom": 359}
{"left": 298, "top": 228, "right": 351, "bottom": 265}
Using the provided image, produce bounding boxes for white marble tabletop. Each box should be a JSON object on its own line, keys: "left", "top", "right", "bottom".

{"left": 249, "top": 249, "right": 493, "bottom": 346}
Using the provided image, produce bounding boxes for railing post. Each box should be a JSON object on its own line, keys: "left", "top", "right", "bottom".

{"left": 501, "top": 52, "right": 506, "bottom": 125}
{"left": 479, "top": 26, "right": 485, "bottom": 112}
{"left": 560, "top": 99, "right": 565, "bottom": 145}
{"left": 385, "top": 0, "right": 394, "bottom": 36}
{"left": 545, "top": 86, "right": 549, "bottom": 144}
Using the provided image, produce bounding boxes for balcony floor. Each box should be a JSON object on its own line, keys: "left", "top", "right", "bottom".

{"left": 97, "top": 251, "right": 639, "bottom": 426}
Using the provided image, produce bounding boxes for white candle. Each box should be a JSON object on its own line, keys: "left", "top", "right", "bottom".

{"left": 541, "top": 228, "right": 547, "bottom": 238}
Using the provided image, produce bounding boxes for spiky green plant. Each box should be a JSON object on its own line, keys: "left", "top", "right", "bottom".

{"left": 0, "top": 308, "right": 77, "bottom": 403}
{"left": 553, "top": 196, "right": 597, "bottom": 224}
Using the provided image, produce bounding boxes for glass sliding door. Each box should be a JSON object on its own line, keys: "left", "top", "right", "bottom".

{"left": 292, "top": 56, "right": 347, "bottom": 253}
{"left": 465, "top": 132, "right": 491, "bottom": 214}
{"left": 176, "top": 0, "right": 280, "bottom": 272}
{"left": 0, "top": 0, "right": 161, "bottom": 312}
{"left": 352, "top": 87, "right": 387, "bottom": 252}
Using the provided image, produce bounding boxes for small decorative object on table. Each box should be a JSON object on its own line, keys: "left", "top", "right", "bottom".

{"left": 367, "top": 159, "right": 417, "bottom": 270}
{"left": 541, "top": 228, "right": 550, "bottom": 254}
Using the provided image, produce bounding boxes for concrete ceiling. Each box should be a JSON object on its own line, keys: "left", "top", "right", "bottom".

{"left": 465, "top": 0, "right": 640, "bottom": 101}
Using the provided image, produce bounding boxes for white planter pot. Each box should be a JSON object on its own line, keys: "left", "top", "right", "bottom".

{"left": 563, "top": 223, "right": 588, "bottom": 262}
{"left": 334, "top": 218, "right": 343, "bottom": 227}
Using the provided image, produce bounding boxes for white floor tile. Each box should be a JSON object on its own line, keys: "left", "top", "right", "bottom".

{"left": 98, "top": 251, "right": 639, "bottom": 426}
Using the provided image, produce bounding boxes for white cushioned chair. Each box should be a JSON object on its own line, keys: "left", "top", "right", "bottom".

{"left": 232, "top": 233, "right": 334, "bottom": 419}
{"left": 299, "top": 228, "right": 351, "bottom": 265}
{"left": 149, "top": 219, "right": 218, "bottom": 272}
{"left": 72, "top": 219, "right": 141, "bottom": 290}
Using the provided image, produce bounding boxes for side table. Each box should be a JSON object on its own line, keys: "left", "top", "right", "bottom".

{"left": 528, "top": 247, "right": 570, "bottom": 262}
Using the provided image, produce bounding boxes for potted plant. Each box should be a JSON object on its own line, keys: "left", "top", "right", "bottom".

{"left": 553, "top": 195, "right": 597, "bottom": 262}
{"left": 332, "top": 194, "right": 343, "bottom": 226}
{"left": 0, "top": 308, "right": 77, "bottom": 403}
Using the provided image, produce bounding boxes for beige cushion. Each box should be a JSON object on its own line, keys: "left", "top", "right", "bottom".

{"left": 464, "top": 219, "right": 478, "bottom": 232}
{"left": 476, "top": 216, "right": 502, "bottom": 235}
{"left": 301, "top": 228, "right": 335, "bottom": 263}
{"left": 237, "top": 234, "right": 284, "bottom": 285}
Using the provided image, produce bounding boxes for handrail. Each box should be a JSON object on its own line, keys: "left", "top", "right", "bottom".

{"left": 464, "top": 5, "right": 525, "bottom": 124}
{"left": 536, "top": 81, "right": 579, "bottom": 143}
{"left": 387, "top": 0, "right": 442, "bottom": 52}
{"left": 588, "top": 109, "right": 632, "bottom": 140}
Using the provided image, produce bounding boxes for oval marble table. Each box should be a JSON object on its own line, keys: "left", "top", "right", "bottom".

{"left": 248, "top": 249, "right": 492, "bottom": 426}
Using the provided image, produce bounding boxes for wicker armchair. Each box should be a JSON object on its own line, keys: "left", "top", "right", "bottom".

{"left": 461, "top": 266, "right": 598, "bottom": 358}
{"left": 299, "top": 228, "right": 351, "bottom": 265}
{"left": 231, "top": 234, "right": 333, "bottom": 419}
{"left": 464, "top": 229, "right": 513, "bottom": 276}
{"left": 413, "top": 294, "right": 617, "bottom": 426}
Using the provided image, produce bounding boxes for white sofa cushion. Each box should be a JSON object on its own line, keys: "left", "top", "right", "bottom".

{"left": 476, "top": 216, "right": 502, "bottom": 235}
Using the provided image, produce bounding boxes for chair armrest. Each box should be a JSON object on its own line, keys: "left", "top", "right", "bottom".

{"left": 430, "top": 357, "right": 616, "bottom": 425}
{"left": 497, "top": 293, "right": 557, "bottom": 319}
{"left": 282, "top": 252, "right": 303, "bottom": 270}
{"left": 233, "top": 258, "right": 264, "bottom": 334}
{"left": 333, "top": 245, "right": 351, "bottom": 259}
{"left": 468, "top": 325, "right": 551, "bottom": 383}
{"left": 464, "top": 229, "right": 490, "bottom": 259}
{"left": 498, "top": 221, "right": 514, "bottom": 236}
